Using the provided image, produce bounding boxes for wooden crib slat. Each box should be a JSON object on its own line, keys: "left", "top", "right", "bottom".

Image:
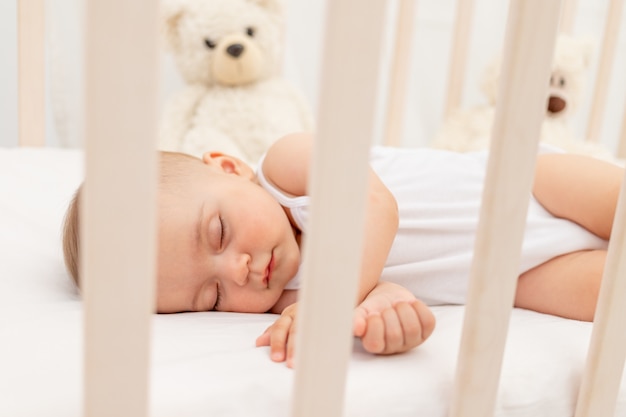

{"left": 291, "top": 1, "right": 388, "bottom": 416}
{"left": 574, "top": 172, "right": 626, "bottom": 417}
{"left": 17, "top": 0, "right": 45, "bottom": 147}
{"left": 617, "top": 99, "right": 626, "bottom": 159}
{"left": 82, "top": 1, "right": 159, "bottom": 416}
{"left": 585, "top": 0, "right": 624, "bottom": 143}
{"left": 559, "top": 0, "right": 578, "bottom": 33}
{"left": 449, "top": 1, "right": 562, "bottom": 417}
{"left": 383, "top": 0, "right": 417, "bottom": 147}
{"left": 443, "top": 0, "right": 476, "bottom": 119}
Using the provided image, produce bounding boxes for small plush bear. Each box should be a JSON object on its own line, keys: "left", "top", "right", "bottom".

{"left": 432, "top": 34, "right": 614, "bottom": 160}
{"left": 159, "top": 0, "right": 313, "bottom": 165}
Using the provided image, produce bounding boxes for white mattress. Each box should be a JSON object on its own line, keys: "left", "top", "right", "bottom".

{"left": 1, "top": 147, "right": 625, "bottom": 417}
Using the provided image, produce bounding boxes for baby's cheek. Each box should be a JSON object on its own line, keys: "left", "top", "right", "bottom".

{"left": 233, "top": 290, "right": 281, "bottom": 313}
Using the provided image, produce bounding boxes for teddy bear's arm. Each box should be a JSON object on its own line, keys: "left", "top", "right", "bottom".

{"left": 282, "top": 83, "right": 314, "bottom": 133}
{"left": 182, "top": 125, "right": 250, "bottom": 163}
{"left": 158, "top": 85, "right": 208, "bottom": 152}
{"left": 293, "top": 90, "right": 315, "bottom": 133}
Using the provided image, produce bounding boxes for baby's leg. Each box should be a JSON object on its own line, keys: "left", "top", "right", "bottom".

{"left": 515, "top": 249, "right": 606, "bottom": 321}
{"left": 533, "top": 153, "right": 623, "bottom": 240}
{"left": 524, "top": 153, "right": 623, "bottom": 321}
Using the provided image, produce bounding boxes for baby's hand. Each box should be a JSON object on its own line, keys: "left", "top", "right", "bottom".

{"left": 353, "top": 282, "right": 435, "bottom": 355}
{"left": 256, "top": 302, "right": 298, "bottom": 367}
{"left": 256, "top": 282, "right": 435, "bottom": 366}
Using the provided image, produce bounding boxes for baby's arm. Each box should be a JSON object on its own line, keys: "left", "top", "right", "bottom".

{"left": 257, "top": 132, "right": 417, "bottom": 365}
{"left": 262, "top": 132, "right": 399, "bottom": 302}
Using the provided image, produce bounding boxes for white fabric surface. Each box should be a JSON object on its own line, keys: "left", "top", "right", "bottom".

{"left": 1, "top": 147, "right": 625, "bottom": 417}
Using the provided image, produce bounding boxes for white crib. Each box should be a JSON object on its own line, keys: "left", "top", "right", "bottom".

{"left": 5, "top": 0, "right": 626, "bottom": 416}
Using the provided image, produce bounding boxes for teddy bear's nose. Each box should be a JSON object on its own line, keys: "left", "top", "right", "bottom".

{"left": 547, "top": 96, "right": 566, "bottom": 114}
{"left": 226, "top": 44, "right": 245, "bottom": 58}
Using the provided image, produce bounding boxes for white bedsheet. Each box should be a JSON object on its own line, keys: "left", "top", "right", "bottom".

{"left": 1, "top": 147, "right": 625, "bottom": 417}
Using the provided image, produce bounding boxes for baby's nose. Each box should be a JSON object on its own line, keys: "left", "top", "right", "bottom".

{"left": 228, "top": 253, "right": 251, "bottom": 286}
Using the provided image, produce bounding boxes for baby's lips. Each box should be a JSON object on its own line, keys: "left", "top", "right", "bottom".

{"left": 264, "top": 252, "right": 275, "bottom": 287}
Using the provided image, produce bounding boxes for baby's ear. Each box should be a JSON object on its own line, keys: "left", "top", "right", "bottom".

{"left": 202, "top": 152, "right": 255, "bottom": 180}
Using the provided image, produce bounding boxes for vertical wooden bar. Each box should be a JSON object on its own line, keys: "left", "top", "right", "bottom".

{"left": 82, "top": 0, "right": 159, "bottom": 416}
{"left": 17, "top": 0, "right": 45, "bottom": 147}
{"left": 383, "top": 0, "right": 417, "bottom": 147}
{"left": 559, "top": 0, "right": 578, "bottom": 33}
{"left": 585, "top": 0, "right": 624, "bottom": 143}
{"left": 449, "top": 1, "right": 562, "bottom": 417}
{"left": 291, "top": 1, "right": 387, "bottom": 416}
{"left": 618, "top": 101, "right": 626, "bottom": 159}
{"left": 443, "top": 0, "right": 476, "bottom": 118}
{"left": 574, "top": 172, "right": 626, "bottom": 417}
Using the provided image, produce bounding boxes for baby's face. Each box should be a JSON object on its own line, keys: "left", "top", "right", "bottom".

{"left": 156, "top": 156, "right": 301, "bottom": 314}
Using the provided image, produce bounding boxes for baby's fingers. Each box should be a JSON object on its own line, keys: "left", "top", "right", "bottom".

{"left": 382, "top": 308, "right": 405, "bottom": 353}
{"left": 255, "top": 326, "right": 272, "bottom": 347}
{"left": 352, "top": 307, "right": 369, "bottom": 338}
{"left": 256, "top": 303, "right": 299, "bottom": 366}
{"left": 395, "top": 301, "right": 423, "bottom": 350}
{"left": 266, "top": 314, "right": 294, "bottom": 363}
{"left": 410, "top": 299, "right": 436, "bottom": 342}
{"left": 360, "top": 312, "right": 385, "bottom": 353}
{"left": 285, "top": 321, "right": 297, "bottom": 368}
{"left": 362, "top": 306, "right": 406, "bottom": 354}
{"left": 360, "top": 301, "right": 435, "bottom": 355}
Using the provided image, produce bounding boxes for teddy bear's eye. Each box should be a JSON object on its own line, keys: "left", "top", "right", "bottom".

{"left": 204, "top": 38, "right": 216, "bottom": 49}
{"left": 559, "top": 77, "right": 565, "bottom": 87}
{"left": 246, "top": 27, "right": 255, "bottom": 37}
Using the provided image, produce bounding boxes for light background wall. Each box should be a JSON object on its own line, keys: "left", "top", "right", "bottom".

{"left": 1, "top": 0, "right": 625, "bottom": 152}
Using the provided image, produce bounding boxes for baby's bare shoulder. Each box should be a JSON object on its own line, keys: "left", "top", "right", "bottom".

{"left": 263, "top": 133, "right": 313, "bottom": 196}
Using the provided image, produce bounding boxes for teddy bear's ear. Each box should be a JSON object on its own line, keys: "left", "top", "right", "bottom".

{"left": 248, "top": 0, "right": 284, "bottom": 15}
{"left": 160, "top": 0, "right": 187, "bottom": 51}
{"left": 576, "top": 35, "right": 596, "bottom": 68}
{"left": 479, "top": 53, "right": 502, "bottom": 106}
{"left": 554, "top": 34, "right": 596, "bottom": 72}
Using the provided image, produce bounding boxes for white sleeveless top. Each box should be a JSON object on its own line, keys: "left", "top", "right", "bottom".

{"left": 256, "top": 146, "right": 608, "bottom": 305}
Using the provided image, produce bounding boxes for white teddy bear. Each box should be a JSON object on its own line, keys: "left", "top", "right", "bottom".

{"left": 159, "top": 0, "right": 313, "bottom": 165}
{"left": 432, "top": 34, "right": 614, "bottom": 161}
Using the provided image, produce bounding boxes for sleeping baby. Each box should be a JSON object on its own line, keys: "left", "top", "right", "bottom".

{"left": 62, "top": 132, "right": 621, "bottom": 367}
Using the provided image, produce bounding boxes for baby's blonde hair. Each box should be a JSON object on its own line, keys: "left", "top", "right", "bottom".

{"left": 62, "top": 188, "right": 81, "bottom": 287}
{"left": 61, "top": 151, "right": 205, "bottom": 288}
